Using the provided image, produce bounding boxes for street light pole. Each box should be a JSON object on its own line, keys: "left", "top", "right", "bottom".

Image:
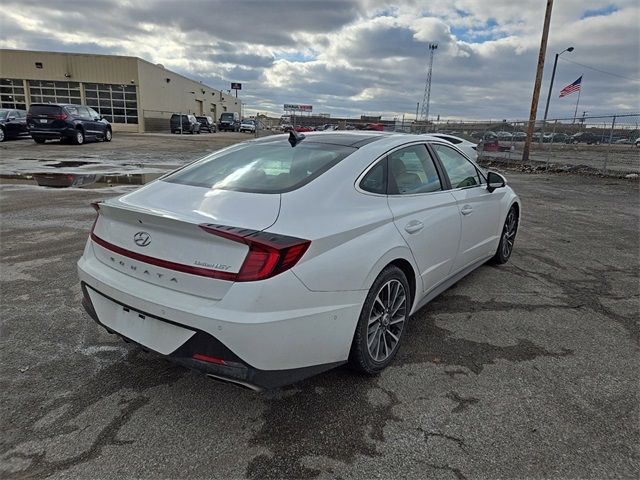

{"left": 539, "top": 46, "right": 574, "bottom": 143}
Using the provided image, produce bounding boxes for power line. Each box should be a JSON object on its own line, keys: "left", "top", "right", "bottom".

{"left": 558, "top": 57, "right": 637, "bottom": 82}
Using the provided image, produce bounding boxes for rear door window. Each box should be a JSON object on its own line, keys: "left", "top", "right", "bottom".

{"left": 164, "top": 140, "right": 356, "bottom": 193}
{"left": 388, "top": 144, "right": 442, "bottom": 194}
{"left": 65, "top": 105, "right": 82, "bottom": 117}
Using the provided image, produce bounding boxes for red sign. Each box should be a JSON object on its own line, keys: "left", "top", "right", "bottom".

{"left": 231, "top": 82, "right": 242, "bottom": 90}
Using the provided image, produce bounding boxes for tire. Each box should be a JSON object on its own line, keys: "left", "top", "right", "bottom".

{"left": 72, "top": 129, "right": 84, "bottom": 145}
{"left": 33, "top": 137, "right": 46, "bottom": 144}
{"left": 490, "top": 206, "right": 519, "bottom": 265}
{"left": 0, "top": 127, "right": 5, "bottom": 142}
{"left": 348, "top": 265, "right": 410, "bottom": 374}
{"left": 104, "top": 128, "right": 112, "bottom": 142}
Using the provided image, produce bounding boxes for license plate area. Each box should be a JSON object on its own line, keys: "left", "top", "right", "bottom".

{"left": 86, "top": 287, "right": 195, "bottom": 355}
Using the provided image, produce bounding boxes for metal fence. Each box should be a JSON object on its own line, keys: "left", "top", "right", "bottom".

{"left": 427, "top": 113, "right": 639, "bottom": 175}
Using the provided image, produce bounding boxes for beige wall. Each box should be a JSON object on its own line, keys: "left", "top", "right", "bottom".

{"left": 0, "top": 49, "right": 243, "bottom": 133}
{"left": 0, "top": 49, "right": 139, "bottom": 84}
{"left": 136, "top": 59, "right": 241, "bottom": 131}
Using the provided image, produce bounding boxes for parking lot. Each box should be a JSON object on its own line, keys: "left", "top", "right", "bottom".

{"left": 1, "top": 133, "right": 638, "bottom": 479}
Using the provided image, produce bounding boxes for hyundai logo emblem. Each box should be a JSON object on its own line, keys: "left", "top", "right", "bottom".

{"left": 133, "top": 231, "right": 151, "bottom": 247}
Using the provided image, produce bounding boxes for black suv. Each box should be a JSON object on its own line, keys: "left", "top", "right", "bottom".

{"left": 170, "top": 114, "right": 201, "bottom": 134}
{"left": 196, "top": 116, "right": 216, "bottom": 133}
{"left": 568, "top": 132, "right": 601, "bottom": 145}
{"left": 27, "top": 104, "right": 112, "bottom": 144}
{"left": 0, "top": 108, "right": 29, "bottom": 142}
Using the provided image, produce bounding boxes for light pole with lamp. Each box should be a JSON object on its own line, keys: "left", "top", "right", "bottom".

{"left": 539, "top": 46, "right": 574, "bottom": 143}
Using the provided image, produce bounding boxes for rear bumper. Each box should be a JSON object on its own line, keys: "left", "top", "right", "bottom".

{"left": 29, "top": 128, "right": 75, "bottom": 139}
{"left": 77, "top": 241, "right": 365, "bottom": 388}
{"left": 81, "top": 283, "right": 341, "bottom": 390}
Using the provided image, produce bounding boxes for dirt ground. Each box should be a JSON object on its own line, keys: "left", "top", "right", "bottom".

{"left": 1, "top": 133, "right": 638, "bottom": 479}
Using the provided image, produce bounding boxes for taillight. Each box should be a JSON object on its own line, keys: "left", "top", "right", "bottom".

{"left": 199, "top": 224, "right": 311, "bottom": 282}
{"left": 54, "top": 113, "right": 68, "bottom": 120}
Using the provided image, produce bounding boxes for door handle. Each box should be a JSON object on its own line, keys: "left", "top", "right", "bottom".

{"left": 461, "top": 205, "right": 473, "bottom": 215}
{"left": 404, "top": 220, "right": 424, "bottom": 234}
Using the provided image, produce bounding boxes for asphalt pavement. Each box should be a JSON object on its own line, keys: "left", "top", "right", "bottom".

{"left": 0, "top": 134, "right": 638, "bottom": 479}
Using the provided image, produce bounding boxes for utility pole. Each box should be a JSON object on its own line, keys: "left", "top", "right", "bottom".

{"left": 523, "top": 0, "right": 554, "bottom": 163}
{"left": 420, "top": 43, "right": 438, "bottom": 132}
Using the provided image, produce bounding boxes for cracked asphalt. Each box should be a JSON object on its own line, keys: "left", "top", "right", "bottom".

{"left": 1, "top": 134, "right": 638, "bottom": 479}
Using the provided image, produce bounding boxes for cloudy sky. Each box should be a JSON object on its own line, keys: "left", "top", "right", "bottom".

{"left": 1, "top": 0, "right": 639, "bottom": 120}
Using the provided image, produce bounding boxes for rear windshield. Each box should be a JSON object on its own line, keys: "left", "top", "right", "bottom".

{"left": 163, "top": 140, "right": 356, "bottom": 193}
{"left": 29, "top": 105, "right": 63, "bottom": 116}
{"left": 220, "top": 113, "right": 235, "bottom": 121}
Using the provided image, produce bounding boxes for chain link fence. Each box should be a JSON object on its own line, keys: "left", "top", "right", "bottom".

{"left": 430, "top": 113, "right": 639, "bottom": 175}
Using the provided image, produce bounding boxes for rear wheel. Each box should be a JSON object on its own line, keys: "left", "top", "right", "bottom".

{"left": 33, "top": 137, "right": 46, "bottom": 144}
{"left": 349, "top": 265, "right": 409, "bottom": 374}
{"left": 491, "top": 206, "right": 518, "bottom": 264}
{"left": 72, "top": 129, "right": 85, "bottom": 145}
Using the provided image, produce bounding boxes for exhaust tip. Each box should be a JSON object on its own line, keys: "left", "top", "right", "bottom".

{"left": 206, "top": 373, "right": 262, "bottom": 392}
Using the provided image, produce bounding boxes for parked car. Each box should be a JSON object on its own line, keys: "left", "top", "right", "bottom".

{"left": 635, "top": 137, "right": 640, "bottom": 147}
{"left": 544, "top": 132, "right": 569, "bottom": 143}
{"left": 218, "top": 112, "right": 240, "bottom": 132}
{"left": 0, "top": 108, "right": 29, "bottom": 142}
{"left": 483, "top": 131, "right": 498, "bottom": 141}
{"left": 365, "top": 123, "right": 385, "bottom": 131}
{"left": 170, "top": 114, "right": 201, "bottom": 134}
{"left": 295, "top": 126, "right": 314, "bottom": 132}
{"left": 319, "top": 124, "right": 338, "bottom": 131}
{"left": 239, "top": 119, "right": 256, "bottom": 133}
{"left": 27, "top": 103, "right": 112, "bottom": 144}
{"left": 78, "top": 132, "right": 520, "bottom": 390}
{"left": 430, "top": 133, "right": 478, "bottom": 159}
{"left": 196, "top": 116, "right": 216, "bottom": 133}
{"left": 512, "top": 132, "right": 527, "bottom": 141}
{"left": 280, "top": 123, "right": 293, "bottom": 132}
{"left": 568, "top": 132, "right": 601, "bottom": 145}
{"left": 496, "top": 131, "right": 513, "bottom": 141}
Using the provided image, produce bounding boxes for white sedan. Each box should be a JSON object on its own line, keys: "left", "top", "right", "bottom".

{"left": 430, "top": 133, "right": 479, "bottom": 159}
{"left": 78, "top": 132, "right": 520, "bottom": 390}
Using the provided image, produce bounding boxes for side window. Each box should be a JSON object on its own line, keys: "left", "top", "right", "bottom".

{"left": 388, "top": 144, "right": 442, "bottom": 195}
{"left": 88, "top": 107, "right": 100, "bottom": 118}
{"left": 434, "top": 144, "right": 481, "bottom": 189}
{"left": 360, "top": 159, "right": 387, "bottom": 194}
{"left": 66, "top": 106, "right": 81, "bottom": 117}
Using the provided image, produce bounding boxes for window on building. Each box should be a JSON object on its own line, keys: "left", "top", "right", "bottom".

{"left": 0, "top": 79, "right": 27, "bottom": 110}
{"left": 84, "top": 83, "right": 138, "bottom": 124}
{"left": 28, "top": 80, "right": 81, "bottom": 105}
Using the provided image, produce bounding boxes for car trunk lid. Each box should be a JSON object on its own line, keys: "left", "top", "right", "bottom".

{"left": 91, "top": 181, "right": 281, "bottom": 300}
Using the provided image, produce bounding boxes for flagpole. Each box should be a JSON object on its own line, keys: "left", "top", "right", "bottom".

{"left": 572, "top": 74, "right": 582, "bottom": 124}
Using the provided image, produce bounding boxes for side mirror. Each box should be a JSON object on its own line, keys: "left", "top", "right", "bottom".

{"left": 487, "top": 171, "right": 506, "bottom": 192}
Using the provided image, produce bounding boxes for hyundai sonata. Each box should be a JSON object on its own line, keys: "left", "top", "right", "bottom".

{"left": 78, "top": 132, "right": 520, "bottom": 390}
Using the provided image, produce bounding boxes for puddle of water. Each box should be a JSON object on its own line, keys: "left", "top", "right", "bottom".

{"left": 0, "top": 171, "right": 164, "bottom": 189}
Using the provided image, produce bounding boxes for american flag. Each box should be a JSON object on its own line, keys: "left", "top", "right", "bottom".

{"left": 559, "top": 76, "right": 582, "bottom": 98}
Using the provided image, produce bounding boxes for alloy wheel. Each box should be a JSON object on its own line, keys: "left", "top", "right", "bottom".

{"left": 366, "top": 279, "right": 406, "bottom": 362}
{"left": 501, "top": 209, "right": 518, "bottom": 259}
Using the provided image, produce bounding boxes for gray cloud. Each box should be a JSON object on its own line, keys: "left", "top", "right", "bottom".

{"left": 1, "top": 0, "right": 638, "bottom": 120}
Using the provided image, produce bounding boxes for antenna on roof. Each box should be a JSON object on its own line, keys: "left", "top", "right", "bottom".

{"left": 288, "top": 129, "right": 305, "bottom": 147}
